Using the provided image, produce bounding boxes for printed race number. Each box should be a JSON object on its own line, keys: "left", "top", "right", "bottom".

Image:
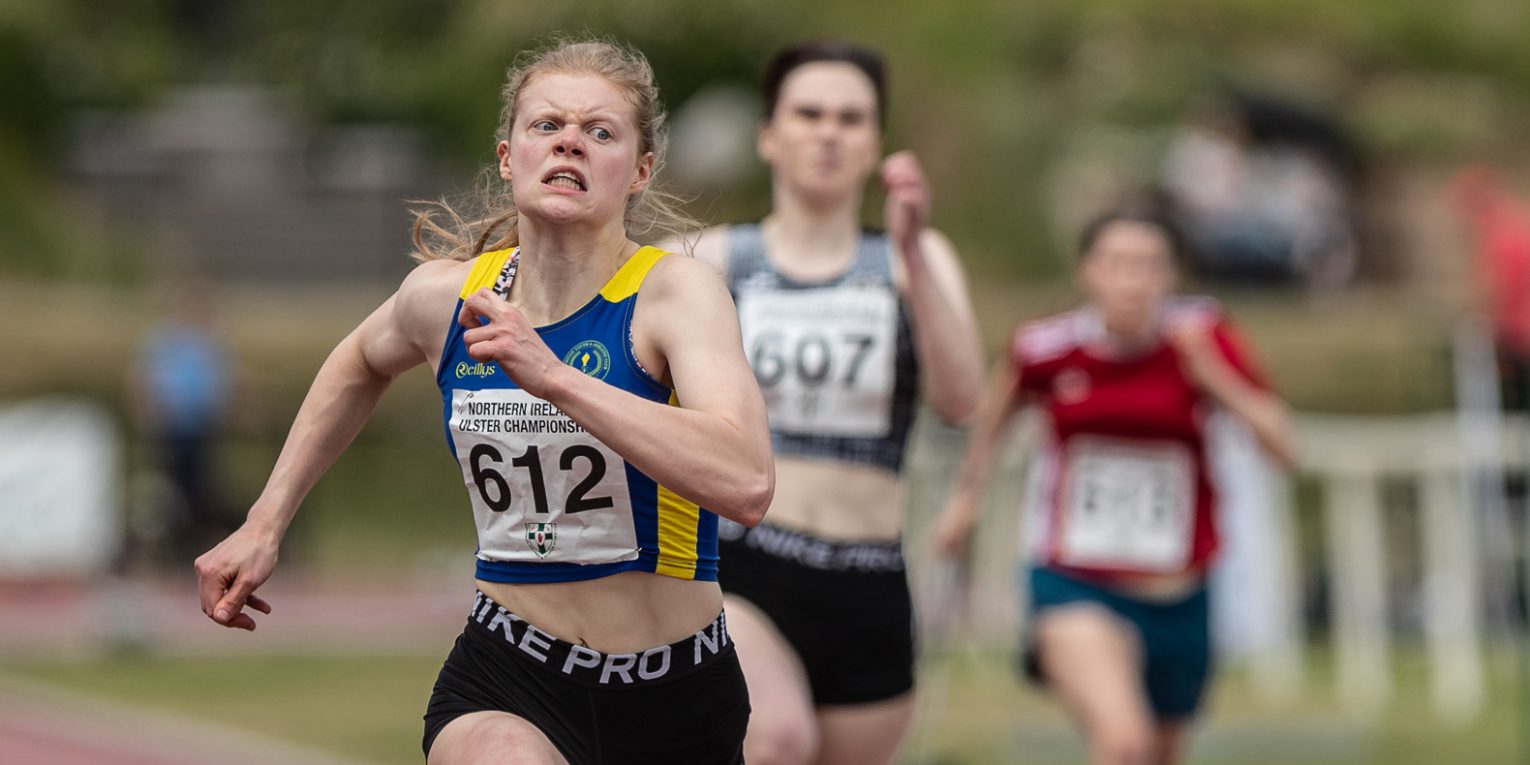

{"left": 737, "top": 286, "right": 897, "bottom": 436}
{"left": 469, "top": 443, "right": 616, "bottom": 515}
{"left": 450, "top": 388, "right": 638, "bottom": 565}
{"left": 749, "top": 331, "right": 877, "bottom": 389}
{"left": 1057, "top": 436, "right": 1194, "bottom": 571}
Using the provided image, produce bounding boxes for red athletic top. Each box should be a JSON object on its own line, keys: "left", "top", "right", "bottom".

{"left": 1012, "top": 297, "right": 1269, "bottom": 579}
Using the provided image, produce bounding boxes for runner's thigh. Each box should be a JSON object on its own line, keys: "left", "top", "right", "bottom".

{"left": 428, "top": 711, "right": 569, "bottom": 765}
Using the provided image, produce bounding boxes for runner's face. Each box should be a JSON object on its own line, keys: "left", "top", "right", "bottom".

{"left": 1078, "top": 221, "right": 1177, "bottom": 336}
{"left": 498, "top": 72, "right": 653, "bottom": 229}
{"left": 759, "top": 62, "right": 881, "bottom": 204}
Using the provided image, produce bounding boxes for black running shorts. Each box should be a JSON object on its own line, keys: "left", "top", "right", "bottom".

{"left": 423, "top": 591, "right": 750, "bottom": 764}
{"left": 717, "top": 520, "right": 915, "bottom": 705}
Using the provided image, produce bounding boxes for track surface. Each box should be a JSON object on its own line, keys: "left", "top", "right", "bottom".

{"left": 0, "top": 573, "right": 465, "bottom": 765}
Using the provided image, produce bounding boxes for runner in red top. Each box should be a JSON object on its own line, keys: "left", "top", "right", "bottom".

{"left": 1014, "top": 294, "right": 1270, "bottom": 578}
{"left": 934, "top": 203, "right": 1296, "bottom": 765}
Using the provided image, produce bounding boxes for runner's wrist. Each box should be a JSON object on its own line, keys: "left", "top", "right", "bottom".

{"left": 947, "top": 493, "right": 980, "bottom": 520}
{"left": 534, "top": 361, "right": 581, "bottom": 408}
{"left": 241, "top": 513, "right": 289, "bottom": 546}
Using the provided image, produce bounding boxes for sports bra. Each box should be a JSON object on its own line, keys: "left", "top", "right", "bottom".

{"left": 724, "top": 224, "right": 920, "bottom": 473}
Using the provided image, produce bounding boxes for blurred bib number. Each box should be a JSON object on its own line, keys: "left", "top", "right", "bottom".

{"left": 450, "top": 389, "right": 638, "bottom": 564}
{"left": 738, "top": 287, "right": 896, "bottom": 437}
{"left": 1058, "top": 436, "right": 1194, "bottom": 571}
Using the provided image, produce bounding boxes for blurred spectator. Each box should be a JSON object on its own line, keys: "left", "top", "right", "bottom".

{"left": 129, "top": 280, "right": 232, "bottom": 564}
{"left": 1451, "top": 166, "right": 1530, "bottom": 411}
{"left": 1161, "top": 89, "right": 1360, "bottom": 289}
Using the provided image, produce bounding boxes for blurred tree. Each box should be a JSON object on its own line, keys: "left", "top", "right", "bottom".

{"left": 2, "top": 0, "right": 1529, "bottom": 283}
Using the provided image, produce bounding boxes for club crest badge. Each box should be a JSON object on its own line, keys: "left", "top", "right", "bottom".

{"left": 563, "top": 340, "right": 612, "bottom": 380}
{"left": 525, "top": 522, "right": 558, "bottom": 558}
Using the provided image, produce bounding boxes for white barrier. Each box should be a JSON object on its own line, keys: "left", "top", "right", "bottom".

{"left": 0, "top": 399, "right": 122, "bottom": 577}
{"left": 1294, "top": 413, "right": 1512, "bottom": 723}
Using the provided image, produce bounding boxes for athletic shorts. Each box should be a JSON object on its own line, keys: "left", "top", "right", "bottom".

{"left": 717, "top": 520, "right": 915, "bottom": 705}
{"left": 1022, "top": 566, "right": 1212, "bottom": 721}
{"left": 423, "top": 591, "right": 750, "bottom": 764}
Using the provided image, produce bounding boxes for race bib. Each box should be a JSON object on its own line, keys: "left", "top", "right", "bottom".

{"left": 449, "top": 389, "right": 638, "bottom": 565}
{"left": 1057, "top": 436, "right": 1194, "bottom": 571}
{"left": 737, "top": 286, "right": 897, "bottom": 437}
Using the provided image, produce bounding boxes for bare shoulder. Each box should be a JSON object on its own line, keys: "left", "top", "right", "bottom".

{"left": 643, "top": 249, "right": 732, "bottom": 305}
{"left": 637, "top": 252, "right": 740, "bottom": 341}
{"left": 917, "top": 227, "right": 962, "bottom": 268}
{"left": 393, "top": 257, "right": 474, "bottom": 335}
{"left": 631, "top": 248, "right": 741, "bottom": 383}
{"left": 398, "top": 256, "right": 470, "bottom": 302}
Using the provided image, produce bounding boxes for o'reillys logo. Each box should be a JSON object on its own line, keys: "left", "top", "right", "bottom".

{"left": 563, "top": 340, "right": 611, "bottom": 380}
{"left": 456, "top": 361, "right": 498, "bottom": 379}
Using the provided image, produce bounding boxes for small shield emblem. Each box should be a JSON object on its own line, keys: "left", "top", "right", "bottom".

{"left": 525, "top": 522, "right": 558, "bottom": 558}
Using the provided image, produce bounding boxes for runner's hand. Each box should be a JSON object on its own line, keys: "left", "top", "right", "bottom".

{"left": 460, "top": 288, "right": 564, "bottom": 399}
{"left": 1166, "top": 315, "right": 1222, "bottom": 391}
{"left": 931, "top": 496, "right": 978, "bottom": 559}
{"left": 194, "top": 524, "right": 277, "bottom": 631}
{"left": 882, "top": 151, "right": 930, "bottom": 259}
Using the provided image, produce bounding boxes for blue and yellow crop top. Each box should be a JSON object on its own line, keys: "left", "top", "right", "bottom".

{"left": 436, "top": 246, "right": 719, "bottom": 584}
{"left": 725, "top": 224, "right": 921, "bottom": 473}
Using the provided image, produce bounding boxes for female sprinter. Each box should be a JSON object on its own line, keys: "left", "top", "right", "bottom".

{"left": 193, "top": 39, "right": 773, "bottom": 765}
{"left": 681, "top": 40, "right": 984, "bottom": 765}
{"left": 933, "top": 204, "right": 1297, "bottom": 765}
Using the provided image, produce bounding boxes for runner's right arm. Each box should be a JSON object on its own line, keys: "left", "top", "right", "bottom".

{"left": 194, "top": 260, "right": 460, "bottom": 630}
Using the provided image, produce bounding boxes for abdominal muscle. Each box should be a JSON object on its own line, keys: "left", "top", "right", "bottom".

{"left": 478, "top": 573, "right": 723, "bottom": 654}
{"left": 764, "top": 455, "right": 906, "bottom": 541}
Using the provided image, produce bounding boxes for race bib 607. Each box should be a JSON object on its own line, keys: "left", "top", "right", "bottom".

{"left": 737, "top": 286, "right": 897, "bottom": 437}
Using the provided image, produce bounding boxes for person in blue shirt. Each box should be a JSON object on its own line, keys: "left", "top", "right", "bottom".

{"left": 133, "top": 282, "right": 231, "bottom": 562}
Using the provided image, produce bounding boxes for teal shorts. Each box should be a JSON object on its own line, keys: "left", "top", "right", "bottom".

{"left": 1023, "top": 566, "right": 1212, "bottom": 721}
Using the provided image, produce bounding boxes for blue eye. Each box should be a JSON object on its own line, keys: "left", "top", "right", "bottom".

{"left": 591, "top": 127, "right": 612, "bottom": 141}
{"left": 533, "top": 120, "right": 557, "bottom": 132}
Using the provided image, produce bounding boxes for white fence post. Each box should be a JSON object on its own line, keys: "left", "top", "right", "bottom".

{"left": 1419, "top": 464, "right": 1485, "bottom": 724}
{"left": 1248, "top": 473, "right": 1306, "bottom": 703}
{"left": 1323, "top": 464, "right": 1390, "bottom": 716}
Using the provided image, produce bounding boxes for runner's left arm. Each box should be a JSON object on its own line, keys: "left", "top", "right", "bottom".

{"left": 900, "top": 228, "right": 985, "bottom": 424}
{"left": 883, "top": 152, "right": 984, "bottom": 424}
{"left": 1170, "top": 319, "right": 1298, "bottom": 470}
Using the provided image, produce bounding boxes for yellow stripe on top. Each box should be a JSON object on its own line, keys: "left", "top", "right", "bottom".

{"left": 599, "top": 246, "right": 668, "bottom": 302}
{"left": 459, "top": 248, "right": 515, "bottom": 299}
{"left": 655, "top": 486, "right": 701, "bottom": 579}
{"left": 654, "top": 388, "right": 700, "bottom": 579}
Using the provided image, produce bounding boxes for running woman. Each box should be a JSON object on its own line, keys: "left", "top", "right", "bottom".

{"left": 681, "top": 40, "right": 984, "bottom": 765}
{"left": 933, "top": 204, "right": 1297, "bottom": 765}
{"left": 194, "top": 39, "right": 773, "bottom": 765}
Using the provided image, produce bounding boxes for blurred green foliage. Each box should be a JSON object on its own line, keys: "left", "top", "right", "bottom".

{"left": 2, "top": 0, "right": 1528, "bottom": 280}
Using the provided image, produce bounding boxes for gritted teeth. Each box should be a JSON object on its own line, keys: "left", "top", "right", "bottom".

{"left": 543, "top": 171, "right": 586, "bottom": 191}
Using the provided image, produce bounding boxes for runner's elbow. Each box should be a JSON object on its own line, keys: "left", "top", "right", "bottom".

{"left": 728, "top": 468, "right": 774, "bottom": 528}
{"left": 932, "top": 382, "right": 983, "bottom": 427}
